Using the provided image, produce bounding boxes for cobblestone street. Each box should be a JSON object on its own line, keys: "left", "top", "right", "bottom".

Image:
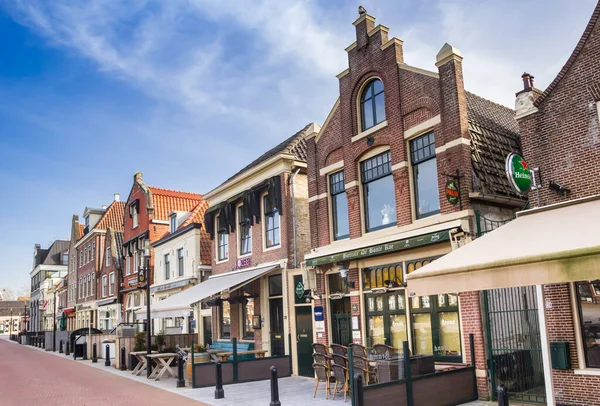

{"left": 0, "top": 338, "right": 208, "bottom": 406}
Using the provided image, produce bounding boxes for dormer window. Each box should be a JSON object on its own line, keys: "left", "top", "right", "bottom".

{"left": 84, "top": 216, "right": 90, "bottom": 229}
{"left": 360, "top": 79, "right": 385, "bottom": 131}
{"left": 62, "top": 252, "right": 69, "bottom": 265}
{"left": 170, "top": 214, "right": 177, "bottom": 233}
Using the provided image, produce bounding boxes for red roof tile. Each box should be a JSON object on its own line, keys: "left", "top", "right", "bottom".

{"left": 147, "top": 186, "right": 203, "bottom": 221}
{"left": 95, "top": 201, "right": 126, "bottom": 231}
{"left": 178, "top": 200, "right": 211, "bottom": 264}
{"left": 78, "top": 224, "right": 85, "bottom": 240}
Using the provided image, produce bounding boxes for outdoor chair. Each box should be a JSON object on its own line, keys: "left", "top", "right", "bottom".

{"left": 373, "top": 344, "right": 395, "bottom": 360}
{"left": 330, "top": 362, "right": 349, "bottom": 402}
{"left": 313, "top": 352, "right": 330, "bottom": 368}
{"left": 329, "top": 343, "right": 348, "bottom": 356}
{"left": 352, "top": 355, "right": 371, "bottom": 385}
{"left": 312, "top": 343, "right": 328, "bottom": 355}
{"left": 331, "top": 353, "right": 348, "bottom": 368}
{"left": 312, "top": 362, "right": 331, "bottom": 399}
{"left": 350, "top": 343, "right": 368, "bottom": 359}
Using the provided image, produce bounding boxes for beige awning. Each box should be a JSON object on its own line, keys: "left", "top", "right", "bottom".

{"left": 406, "top": 196, "right": 600, "bottom": 296}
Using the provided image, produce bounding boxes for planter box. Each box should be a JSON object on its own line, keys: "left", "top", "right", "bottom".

{"left": 186, "top": 353, "right": 211, "bottom": 384}
{"left": 376, "top": 355, "right": 435, "bottom": 383}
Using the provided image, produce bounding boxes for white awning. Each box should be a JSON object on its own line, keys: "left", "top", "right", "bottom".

{"left": 136, "top": 263, "right": 280, "bottom": 320}
{"left": 406, "top": 196, "right": 600, "bottom": 296}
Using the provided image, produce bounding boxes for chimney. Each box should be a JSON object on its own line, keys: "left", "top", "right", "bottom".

{"left": 102, "top": 205, "right": 107, "bottom": 210}
{"left": 134, "top": 172, "right": 143, "bottom": 182}
{"left": 515, "top": 72, "right": 539, "bottom": 119}
{"left": 114, "top": 193, "right": 120, "bottom": 202}
{"left": 353, "top": 9, "right": 376, "bottom": 49}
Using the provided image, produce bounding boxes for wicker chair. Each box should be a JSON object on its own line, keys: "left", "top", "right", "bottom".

{"left": 350, "top": 343, "right": 368, "bottom": 358}
{"left": 329, "top": 344, "right": 348, "bottom": 356}
{"left": 352, "top": 355, "right": 371, "bottom": 385}
{"left": 331, "top": 353, "right": 348, "bottom": 368}
{"left": 373, "top": 344, "right": 394, "bottom": 360}
{"left": 313, "top": 352, "right": 330, "bottom": 367}
{"left": 330, "top": 362, "right": 349, "bottom": 402}
{"left": 312, "top": 363, "right": 330, "bottom": 399}
{"left": 312, "top": 342, "right": 328, "bottom": 355}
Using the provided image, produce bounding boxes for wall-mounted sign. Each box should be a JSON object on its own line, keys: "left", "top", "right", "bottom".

{"left": 315, "top": 321, "right": 325, "bottom": 333}
{"left": 352, "top": 330, "right": 361, "bottom": 339}
{"left": 505, "top": 152, "right": 532, "bottom": 194}
{"left": 295, "top": 280, "right": 305, "bottom": 299}
{"left": 236, "top": 257, "right": 251, "bottom": 270}
{"left": 138, "top": 268, "right": 146, "bottom": 284}
{"left": 306, "top": 230, "right": 450, "bottom": 267}
{"left": 351, "top": 304, "right": 358, "bottom": 312}
{"left": 445, "top": 179, "right": 460, "bottom": 205}
{"left": 314, "top": 306, "right": 324, "bottom": 321}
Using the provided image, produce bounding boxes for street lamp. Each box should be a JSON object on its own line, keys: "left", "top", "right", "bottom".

{"left": 138, "top": 239, "right": 152, "bottom": 378}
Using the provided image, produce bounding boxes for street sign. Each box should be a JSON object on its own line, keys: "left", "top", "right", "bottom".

{"left": 506, "top": 152, "right": 532, "bottom": 194}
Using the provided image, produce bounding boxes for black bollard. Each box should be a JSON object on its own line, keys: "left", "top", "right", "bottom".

{"left": 92, "top": 343, "right": 98, "bottom": 363}
{"left": 65, "top": 341, "right": 70, "bottom": 356}
{"left": 59, "top": 340, "right": 63, "bottom": 354}
{"left": 105, "top": 344, "right": 111, "bottom": 367}
{"left": 269, "top": 366, "right": 281, "bottom": 406}
{"left": 176, "top": 354, "right": 185, "bottom": 388}
{"left": 120, "top": 347, "right": 127, "bottom": 371}
{"left": 497, "top": 384, "right": 509, "bottom": 406}
{"left": 214, "top": 361, "right": 224, "bottom": 399}
{"left": 82, "top": 343, "right": 87, "bottom": 360}
{"left": 353, "top": 373, "right": 365, "bottom": 406}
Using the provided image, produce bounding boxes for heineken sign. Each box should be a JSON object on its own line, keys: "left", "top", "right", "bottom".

{"left": 505, "top": 153, "right": 532, "bottom": 194}
{"left": 306, "top": 230, "right": 450, "bottom": 267}
{"left": 295, "top": 281, "right": 305, "bottom": 299}
{"left": 445, "top": 179, "right": 460, "bottom": 205}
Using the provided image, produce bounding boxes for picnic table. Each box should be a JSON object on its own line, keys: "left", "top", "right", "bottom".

{"left": 147, "top": 353, "right": 178, "bottom": 381}
{"left": 215, "top": 349, "right": 268, "bottom": 362}
{"left": 130, "top": 351, "right": 158, "bottom": 376}
{"left": 207, "top": 348, "right": 229, "bottom": 361}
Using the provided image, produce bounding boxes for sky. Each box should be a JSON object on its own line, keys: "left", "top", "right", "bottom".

{"left": 0, "top": 0, "right": 597, "bottom": 293}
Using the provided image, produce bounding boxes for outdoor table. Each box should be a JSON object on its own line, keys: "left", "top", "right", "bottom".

{"left": 207, "top": 349, "right": 229, "bottom": 362}
{"left": 216, "top": 349, "right": 268, "bottom": 362}
{"left": 130, "top": 351, "right": 158, "bottom": 376}
{"left": 147, "top": 353, "right": 178, "bottom": 381}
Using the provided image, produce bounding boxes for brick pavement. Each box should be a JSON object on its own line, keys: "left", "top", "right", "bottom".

{"left": 0, "top": 338, "right": 208, "bottom": 406}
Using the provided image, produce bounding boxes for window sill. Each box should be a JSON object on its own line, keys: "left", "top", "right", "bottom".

{"left": 263, "top": 244, "right": 281, "bottom": 253}
{"left": 215, "top": 258, "right": 229, "bottom": 265}
{"left": 351, "top": 120, "right": 388, "bottom": 143}
{"left": 573, "top": 368, "right": 600, "bottom": 376}
{"left": 238, "top": 253, "right": 252, "bottom": 259}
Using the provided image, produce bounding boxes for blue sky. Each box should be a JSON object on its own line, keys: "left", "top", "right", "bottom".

{"left": 0, "top": 0, "right": 596, "bottom": 294}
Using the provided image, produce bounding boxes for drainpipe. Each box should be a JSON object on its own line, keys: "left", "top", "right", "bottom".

{"left": 289, "top": 168, "right": 301, "bottom": 269}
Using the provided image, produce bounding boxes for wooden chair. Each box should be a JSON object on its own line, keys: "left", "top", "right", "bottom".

{"left": 352, "top": 355, "right": 371, "bottom": 385}
{"left": 331, "top": 353, "right": 348, "bottom": 368}
{"left": 312, "top": 343, "right": 328, "bottom": 355}
{"left": 329, "top": 344, "right": 348, "bottom": 356}
{"left": 312, "top": 363, "right": 330, "bottom": 399}
{"left": 350, "top": 343, "right": 368, "bottom": 358}
{"left": 330, "top": 362, "right": 349, "bottom": 402}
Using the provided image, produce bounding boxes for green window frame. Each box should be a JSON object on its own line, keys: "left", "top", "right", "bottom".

{"left": 365, "top": 290, "right": 408, "bottom": 349}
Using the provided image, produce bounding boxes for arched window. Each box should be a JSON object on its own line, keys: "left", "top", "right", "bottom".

{"left": 360, "top": 79, "right": 386, "bottom": 131}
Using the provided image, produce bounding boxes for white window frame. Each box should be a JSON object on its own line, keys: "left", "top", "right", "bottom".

{"left": 237, "top": 203, "right": 252, "bottom": 257}
{"left": 109, "top": 272, "right": 115, "bottom": 296}
{"left": 126, "top": 255, "right": 131, "bottom": 276}
{"left": 164, "top": 254, "right": 171, "bottom": 280}
{"left": 177, "top": 248, "right": 184, "bottom": 277}
{"left": 131, "top": 204, "right": 138, "bottom": 228}
{"left": 170, "top": 215, "right": 177, "bottom": 233}
{"left": 92, "top": 242, "right": 96, "bottom": 260}
{"left": 106, "top": 247, "right": 111, "bottom": 267}
{"left": 262, "top": 192, "right": 281, "bottom": 251}
{"left": 102, "top": 275, "right": 108, "bottom": 298}
{"left": 216, "top": 214, "right": 229, "bottom": 263}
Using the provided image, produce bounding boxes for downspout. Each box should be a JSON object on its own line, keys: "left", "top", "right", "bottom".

{"left": 289, "top": 168, "right": 301, "bottom": 269}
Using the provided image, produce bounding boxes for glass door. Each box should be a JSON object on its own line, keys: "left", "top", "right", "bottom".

{"left": 365, "top": 291, "right": 407, "bottom": 349}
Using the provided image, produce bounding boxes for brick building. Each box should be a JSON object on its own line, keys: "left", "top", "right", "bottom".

{"left": 304, "top": 10, "right": 524, "bottom": 391}
{"left": 96, "top": 227, "right": 123, "bottom": 331}
{"left": 120, "top": 172, "right": 204, "bottom": 332}
{"left": 65, "top": 216, "right": 84, "bottom": 330}
{"left": 74, "top": 195, "right": 125, "bottom": 330}
{"left": 408, "top": 3, "right": 600, "bottom": 405}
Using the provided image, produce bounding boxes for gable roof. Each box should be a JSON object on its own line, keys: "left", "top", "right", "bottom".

{"left": 466, "top": 92, "right": 524, "bottom": 200}
{"left": 41, "top": 240, "right": 70, "bottom": 266}
{"left": 95, "top": 201, "right": 125, "bottom": 231}
{"left": 534, "top": 2, "right": 600, "bottom": 107}
{"left": 78, "top": 224, "right": 85, "bottom": 240}
{"left": 147, "top": 187, "right": 204, "bottom": 221}
{"left": 218, "top": 123, "right": 311, "bottom": 188}
{"left": 180, "top": 200, "right": 211, "bottom": 264}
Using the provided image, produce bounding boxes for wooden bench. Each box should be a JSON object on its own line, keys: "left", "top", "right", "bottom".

{"left": 216, "top": 349, "right": 268, "bottom": 362}
{"left": 208, "top": 341, "right": 255, "bottom": 361}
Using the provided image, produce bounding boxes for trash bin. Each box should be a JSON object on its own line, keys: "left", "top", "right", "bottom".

{"left": 102, "top": 339, "right": 116, "bottom": 359}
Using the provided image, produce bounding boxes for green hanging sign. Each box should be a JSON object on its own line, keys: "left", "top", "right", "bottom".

{"left": 445, "top": 179, "right": 460, "bottom": 205}
{"left": 505, "top": 153, "right": 532, "bottom": 194}
{"left": 295, "top": 281, "right": 305, "bottom": 299}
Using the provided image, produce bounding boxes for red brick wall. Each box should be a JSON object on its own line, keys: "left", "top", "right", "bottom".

{"left": 460, "top": 291, "right": 489, "bottom": 400}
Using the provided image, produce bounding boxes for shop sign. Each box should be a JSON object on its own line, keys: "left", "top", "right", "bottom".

{"left": 151, "top": 279, "right": 191, "bottom": 294}
{"left": 445, "top": 179, "right": 460, "bottom": 205}
{"left": 129, "top": 277, "right": 138, "bottom": 286}
{"left": 138, "top": 267, "right": 146, "bottom": 284}
{"left": 295, "top": 281, "right": 305, "bottom": 299}
{"left": 306, "top": 229, "right": 450, "bottom": 267}
{"left": 236, "top": 257, "right": 251, "bottom": 270}
{"left": 314, "top": 306, "right": 324, "bottom": 321}
{"left": 505, "top": 152, "right": 532, "bottom": 194}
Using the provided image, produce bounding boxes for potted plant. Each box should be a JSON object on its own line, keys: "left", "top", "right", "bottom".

{"left": 129, "top": 332, "right": 146, "bottom": 371}
{"left": 155, "top": 331, "right": 166, "bottom": 352}
{"left": 186, "top": 343, "right": 210, "bottom": 383}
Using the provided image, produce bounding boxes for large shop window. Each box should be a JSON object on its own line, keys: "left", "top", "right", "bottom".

{"left": 577, "top": 280, "right": 600, "bottom": 368}
{"left": 238, "top": 206, "right": 252, "bottom": 255}
{"left": 330, "top": 170, "right": 349, "bottom": 240}
{"left": 360, "top": 79, "right": 386, "bottom": 131}
{"left": 361, "top": 151, "right": 396, "bottom": 232}
{"left": 217, "top": 215, "right": 228, "bottom": 261}
{"left": 219, "top": 300, "right": 231, "bottom": 339}
{"left": 410, "top": 131, "right": 440, "bottom": 219}
{"left": 242, "top": 283, "right": 257, "bottom": 340}
{"left": 264, "top": 195, "right": 280, "bottom": 248}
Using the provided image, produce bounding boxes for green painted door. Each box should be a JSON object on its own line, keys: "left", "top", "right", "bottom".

{"left": 295, "top": 306, "right": 313, "bottom": 377}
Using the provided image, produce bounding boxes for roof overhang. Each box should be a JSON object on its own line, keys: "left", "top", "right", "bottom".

{"left": 406, "top": 195, "right": 600, "bottom": 296}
